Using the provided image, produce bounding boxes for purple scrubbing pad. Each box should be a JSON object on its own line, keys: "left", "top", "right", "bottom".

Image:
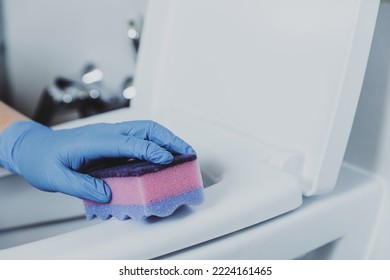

{"left": 83, "top": 154, "right": 204, "bottom": 220}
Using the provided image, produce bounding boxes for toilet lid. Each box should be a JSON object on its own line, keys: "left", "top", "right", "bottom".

{"left": 133, "top": 0, "right": 378, "bottom": 196}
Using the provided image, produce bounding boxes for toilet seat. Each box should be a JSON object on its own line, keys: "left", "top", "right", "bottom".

{"left": 0, "top": 107, "right": 302, "bottom": 259}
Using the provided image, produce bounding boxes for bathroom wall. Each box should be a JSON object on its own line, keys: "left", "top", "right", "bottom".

{"left": 0, "top": 0, "right": 9, "bottom": 103}
{"left": 2, "top": 0, "right": 148, "bottom": 117}
{"left": 344, "top": 0, "right": 390, "bottom": 259}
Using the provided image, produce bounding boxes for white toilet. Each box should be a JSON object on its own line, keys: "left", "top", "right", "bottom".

{"left": 0, "top": 0, "right": 389, "bottom": 259}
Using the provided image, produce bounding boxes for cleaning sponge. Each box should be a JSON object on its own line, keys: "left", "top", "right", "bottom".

{"left": 83, "top": 154, "right": 204, "bottom": 220}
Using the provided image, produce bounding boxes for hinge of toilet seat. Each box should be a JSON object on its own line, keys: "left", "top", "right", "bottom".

{"left": 265, "top": 149, "right": 307, "bottom": 190}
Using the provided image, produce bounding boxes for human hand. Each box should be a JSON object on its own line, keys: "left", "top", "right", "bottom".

{"left": 0, "top": 120, "right": 194, "bottom": 202}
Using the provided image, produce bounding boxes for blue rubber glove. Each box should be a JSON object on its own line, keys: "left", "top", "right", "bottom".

{"left": 0, "top": 120, "right": 195, "bottom": 202}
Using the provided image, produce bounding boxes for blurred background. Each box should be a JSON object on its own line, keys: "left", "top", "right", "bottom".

{"left": 0, "top": 0, "right": 148, "bottom": 125}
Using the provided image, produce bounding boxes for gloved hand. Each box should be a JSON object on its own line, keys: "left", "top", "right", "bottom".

{"left": 0, "top": 120, "right": 195, "bottom": 202}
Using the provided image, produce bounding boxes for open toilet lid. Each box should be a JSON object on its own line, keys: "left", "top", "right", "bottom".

{"left": 133, "top": 0, "right": 379, "bottom": 196}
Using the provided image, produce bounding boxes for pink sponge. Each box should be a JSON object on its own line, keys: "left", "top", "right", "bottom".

{"left": 83, "top": 154, "right": 204, "bottom": 220}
